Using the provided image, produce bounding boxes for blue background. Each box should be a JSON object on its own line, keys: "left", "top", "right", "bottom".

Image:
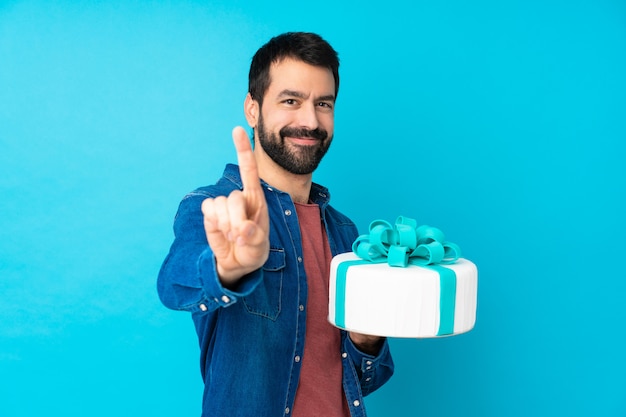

{"left": 1, "top": 1, "right": 625, "bottom": 416}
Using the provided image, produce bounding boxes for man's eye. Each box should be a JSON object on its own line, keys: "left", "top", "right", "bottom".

{"left": 318, "top": 102, "right": 333, "bottom": 109}
{"left": 283, "top": 99, "right": 297, "bottom": 105}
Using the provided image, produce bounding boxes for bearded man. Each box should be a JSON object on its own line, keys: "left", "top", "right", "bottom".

{"left": 158, "top": 32, "right": 394, "bottom": 417}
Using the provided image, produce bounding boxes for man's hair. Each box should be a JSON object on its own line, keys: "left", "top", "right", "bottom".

{"left": 248, "top": 32, "right": 340, "bottom": 105}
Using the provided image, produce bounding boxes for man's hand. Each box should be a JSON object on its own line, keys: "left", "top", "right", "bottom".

{"left": 349, "top": 332, "right": 385, "bottom": 356}
{"left": 201, "top": 127, "right": 270, "bottom": 287}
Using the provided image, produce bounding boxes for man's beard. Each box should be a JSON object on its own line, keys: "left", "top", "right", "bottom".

{"left": 256, "top": 113, "right": 332, "bottom": 175}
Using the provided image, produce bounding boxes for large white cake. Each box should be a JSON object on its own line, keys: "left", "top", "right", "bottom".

{"left": 327, "top": 218, "right": 478, "bottom": 338}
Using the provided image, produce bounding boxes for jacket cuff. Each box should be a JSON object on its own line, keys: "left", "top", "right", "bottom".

{"left": 344, "top": 334, "right": 389, "bottom": 388}
{"left": 191, "top": 248, "right": 263, "bottom": 313}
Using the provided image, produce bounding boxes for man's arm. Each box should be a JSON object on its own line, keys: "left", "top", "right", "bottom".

{"left": 157, "top": 127, "right": 269, "bottom": 312}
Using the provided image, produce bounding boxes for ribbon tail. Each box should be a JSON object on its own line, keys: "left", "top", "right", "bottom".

{"left": 427, "top": 264, "right": 457, "bottom": 336}
{"left": 334, "top": 259, "right": 371, "bottom": 328}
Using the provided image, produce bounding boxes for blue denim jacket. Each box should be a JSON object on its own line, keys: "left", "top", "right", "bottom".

{"left": 158, "top": 164, "right": 394, "bottom": 417}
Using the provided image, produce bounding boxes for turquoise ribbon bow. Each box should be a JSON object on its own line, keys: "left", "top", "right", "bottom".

{"left": 335, "top": 217, "right": 461, "bottom": 336}
{"left": 352, "top": 216, "right": 461, "bottom": 268}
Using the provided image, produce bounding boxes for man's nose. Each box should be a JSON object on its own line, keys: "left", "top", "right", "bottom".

{"left": 294, "top": 103, "right": 320, "bottom": 130}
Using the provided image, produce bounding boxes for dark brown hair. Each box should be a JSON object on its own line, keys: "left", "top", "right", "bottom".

{"left": 248, "top": 32, "right": 340, "bottom": 105}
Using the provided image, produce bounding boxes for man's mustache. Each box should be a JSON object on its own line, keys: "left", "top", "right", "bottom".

{"left": 280, "top": 126, "right": 328, "bottom": 141}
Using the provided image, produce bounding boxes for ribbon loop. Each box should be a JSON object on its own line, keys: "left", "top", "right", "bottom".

{"left": 388, "top": 245, "right": 410, "bottom": 267}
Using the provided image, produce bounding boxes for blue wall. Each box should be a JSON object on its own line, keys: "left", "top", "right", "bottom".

{"left": 1, "top": 1, "right": 625, "bottom": 416}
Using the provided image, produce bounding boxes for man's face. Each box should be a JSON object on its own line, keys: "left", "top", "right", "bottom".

{"left": 254, "top": 58, "right": 335, "bottom": 175}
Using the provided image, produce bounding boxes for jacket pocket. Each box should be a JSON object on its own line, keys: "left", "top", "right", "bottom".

{"left": 242, "top": 247, "right": 285, "bottom": 320}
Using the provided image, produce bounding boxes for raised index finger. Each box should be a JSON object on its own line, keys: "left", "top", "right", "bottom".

{"left": 232, "top": 126, "right": 262, "bottom": 196}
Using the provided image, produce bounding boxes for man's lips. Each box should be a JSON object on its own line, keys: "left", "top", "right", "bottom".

{"left": 286, "top": 136, "right": 320, "bottom": 146}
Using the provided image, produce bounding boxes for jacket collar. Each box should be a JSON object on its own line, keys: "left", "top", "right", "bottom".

{"left": 223, "top": 163, "right": 331, "bottom": 205}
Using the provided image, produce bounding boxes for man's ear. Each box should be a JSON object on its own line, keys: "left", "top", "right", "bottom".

{"left": 244, "top": 93, "right": 259, "bottom": 127}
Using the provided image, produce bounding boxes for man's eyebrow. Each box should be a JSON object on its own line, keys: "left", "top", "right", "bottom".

{"left": 277, "top": 89, "right": 336, "bottom": 102}
{"left": 317, "top": 94, "right": 336, "bottom": 103}
{"left": 277, "top": 89, "right": 308, "bottom": 99}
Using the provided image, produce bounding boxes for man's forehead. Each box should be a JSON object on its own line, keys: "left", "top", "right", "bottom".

{"left": 267, "top": 58, "right": 335, "bottom": 95}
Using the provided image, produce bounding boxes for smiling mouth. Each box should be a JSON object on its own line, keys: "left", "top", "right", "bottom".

{"left": 286, "top": 136, "right": 320, "bottom": 146}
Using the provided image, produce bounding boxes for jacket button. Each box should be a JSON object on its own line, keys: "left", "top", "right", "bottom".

{"left": 199, "top": 304, "right": 207, "bottom": 311}
{"left": 221, "top": 295, "right": 230, "bottom": 303}
{"left": 353, "top": 400, "right": 360, "bottom": 407}
{"left": 294, "top": 355, "right": 301, "bottom": 362}
{"left": 284, "top": 407, "right": 290, "bottom": 414}
{"left": 284, "top": 209, "right": 292, "bottom": 216}
{"left": 342, "top": 352, "right": 348, "bottom": 358}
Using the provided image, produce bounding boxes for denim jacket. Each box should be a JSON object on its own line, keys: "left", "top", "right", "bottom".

{"left": 158, "top": 164, "right": 394, "bottom": 417}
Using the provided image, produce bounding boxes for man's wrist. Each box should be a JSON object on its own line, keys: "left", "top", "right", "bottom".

{"left": 348, "top": 332, "right": 385, "bottom": 356}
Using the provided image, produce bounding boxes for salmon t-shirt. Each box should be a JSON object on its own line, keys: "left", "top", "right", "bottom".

{"left": 291, "top": 202, "right": 349, "bottom": 417}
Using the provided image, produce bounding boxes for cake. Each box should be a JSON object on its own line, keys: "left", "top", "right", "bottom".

{"left": 328, "top": 217, "right": 478, "bottom": 338}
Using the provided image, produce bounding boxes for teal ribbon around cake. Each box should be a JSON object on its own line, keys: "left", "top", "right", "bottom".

{"left": 335, "top": 216, "right": 462, "bottom": 336}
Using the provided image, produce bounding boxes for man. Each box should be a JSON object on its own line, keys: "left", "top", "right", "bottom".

{"left": 158, "top": 32, "right": 394, "bottom": 417}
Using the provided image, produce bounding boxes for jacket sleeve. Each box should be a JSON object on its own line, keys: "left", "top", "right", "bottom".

{"left": 343, "top": 332, "right": 394, "bottom": 396}
{"left": 156, "top": 191, "right": 263, "bottom": 313}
